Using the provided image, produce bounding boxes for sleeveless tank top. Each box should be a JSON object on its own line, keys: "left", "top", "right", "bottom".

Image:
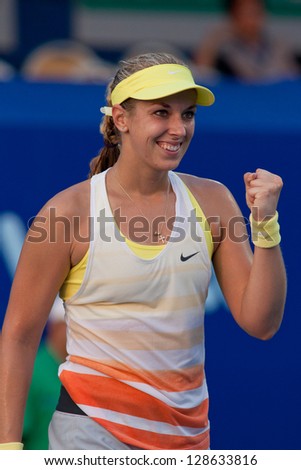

{"left": 58, "top": 170, "right": 213, "bottom": 450}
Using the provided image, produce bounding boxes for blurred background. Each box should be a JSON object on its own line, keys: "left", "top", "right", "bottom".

{"left": 0, "top": 0, "right": 300, "bottom": 450}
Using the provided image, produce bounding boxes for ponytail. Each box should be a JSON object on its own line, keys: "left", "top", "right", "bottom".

{"left": 89, "top": 145, "right": 120, "bottom": 177}
{"left": 88, "top": 109, "right": 120, "bottom": 178}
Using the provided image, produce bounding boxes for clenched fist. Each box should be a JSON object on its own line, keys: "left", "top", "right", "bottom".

{"left": 244, "top": 168, "right": 283, "bottom": 221}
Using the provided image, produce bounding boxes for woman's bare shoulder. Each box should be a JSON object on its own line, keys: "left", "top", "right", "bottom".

{"left": 176, "top": 171, "right": 242, "bottom": 221}
{"left": 176, "top": 172, "right": 230, "bottom": 199}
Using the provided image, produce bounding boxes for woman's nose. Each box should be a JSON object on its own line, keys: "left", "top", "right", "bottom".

{"left": 168, "top": 115, "right": 186, "bottom": 136}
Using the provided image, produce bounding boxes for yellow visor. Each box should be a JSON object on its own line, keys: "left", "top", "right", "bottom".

{"left": 100, "top": 64, "right": 215, "bottom": 116}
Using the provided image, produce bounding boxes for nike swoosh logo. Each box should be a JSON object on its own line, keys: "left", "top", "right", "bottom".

{"left": 180, "top": 251, "right": 200, "bottom": 262}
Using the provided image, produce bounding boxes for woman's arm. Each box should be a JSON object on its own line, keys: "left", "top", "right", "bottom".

{"left": 0, "top": 192, "right": 77, "bottom": 444}
{"left": 213, "top": 168, "right": 286, "bottom": 339}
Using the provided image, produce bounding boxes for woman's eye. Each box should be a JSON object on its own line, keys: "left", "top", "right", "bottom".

{"left": 183, "top": 111, "right": 195, "bottom": 120}
{"left": 154, "top": 109, "right": 168, "bottom": 117}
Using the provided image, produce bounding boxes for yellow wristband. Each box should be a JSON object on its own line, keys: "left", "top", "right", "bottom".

{"left": 249, "top": 211, "right": 281, "bottom": 248}
{"left": 0, "top": 442, "right": 24, "bottom": 450}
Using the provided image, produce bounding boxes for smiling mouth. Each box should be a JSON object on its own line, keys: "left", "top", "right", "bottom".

{"left": 157, "top": 142, "right": 182, "bottom": 152}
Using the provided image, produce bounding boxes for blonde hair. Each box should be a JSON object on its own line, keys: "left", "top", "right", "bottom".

{"left": 88, "top": 52, "right": 185, "bottom": 177}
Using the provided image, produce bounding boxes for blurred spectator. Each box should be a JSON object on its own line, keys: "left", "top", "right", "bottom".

{"left": 0, "top": 58, "right": 16, "bottom": 81}
{"left": 20, "top": 39, "right": 116, "bottom": 84}
{"left": 193, "top": 0, "right": 300, "bottom": 83}
{"left": 22, "top": 296, "right": 66, "bottom": 450}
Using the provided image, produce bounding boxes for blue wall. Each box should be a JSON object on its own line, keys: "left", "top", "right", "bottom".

{"left": 0, "top": 78, "right": 300, "bottom": 450}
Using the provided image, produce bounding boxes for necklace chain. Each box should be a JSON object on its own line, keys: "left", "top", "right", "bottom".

{"left": 114, "top": 171, "right": 171, "bottom": 243}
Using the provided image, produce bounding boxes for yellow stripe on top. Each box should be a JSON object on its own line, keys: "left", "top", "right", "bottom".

{"left": 60, "top": 250, "right": 89, "bottom": 301}
{"left": 185, "top": 186, "right": 213, "bottom": 259}
{"left": 60, "top": 183, "right": 213, "bottom": 302}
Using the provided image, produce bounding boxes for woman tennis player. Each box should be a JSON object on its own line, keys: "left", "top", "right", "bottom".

{"left": 0, "top": 52, "right": 286, "bottom": 450}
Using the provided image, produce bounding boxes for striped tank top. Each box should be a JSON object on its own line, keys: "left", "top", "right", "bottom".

{"left": 58, "top": 169, "right": 213, "bottom": 450}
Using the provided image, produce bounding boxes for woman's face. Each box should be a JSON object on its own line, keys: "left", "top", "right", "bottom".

{"left": 120, "top": 89, "right": 197, "bottom": 172}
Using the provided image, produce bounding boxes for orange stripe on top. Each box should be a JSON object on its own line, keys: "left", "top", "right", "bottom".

{"left": 60, "top": 369, "right": 209, "bottom": 429}
{"left": 70, "top": 355, "right": 205, "bottom": 392}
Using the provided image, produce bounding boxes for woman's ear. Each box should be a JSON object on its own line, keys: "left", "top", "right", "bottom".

{"left": 112, "top": 105, "right": 129, "bottom": 133}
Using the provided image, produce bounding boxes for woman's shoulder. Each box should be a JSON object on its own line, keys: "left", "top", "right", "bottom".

{"left": 175, "top": 172, "right": 239, "bottom": 219}
{"left": 176, "top": 172, "right": 229, "bottom": 196}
